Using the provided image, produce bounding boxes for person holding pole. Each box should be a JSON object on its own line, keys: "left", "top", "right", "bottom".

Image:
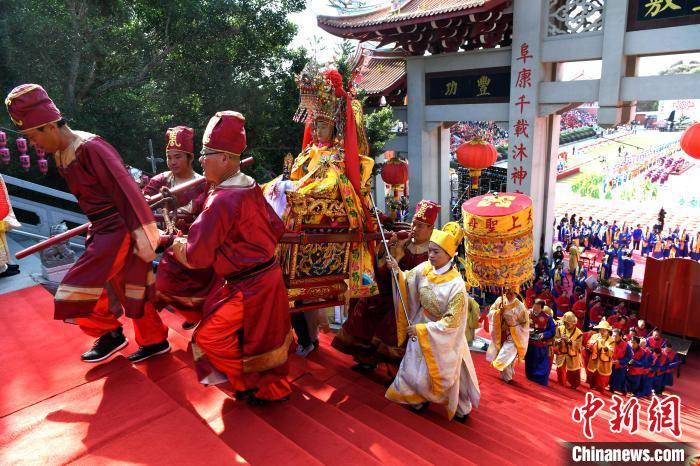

{"left": 384, "top": 222, "right": 480, "bottom": 422}
{"left": 5, "top": 84, "right": 169, "bottom": 363}
{"left": 169, "top": 111, "right": 292, "bottom": 403}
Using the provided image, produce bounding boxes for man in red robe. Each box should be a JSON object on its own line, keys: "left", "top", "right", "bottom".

{"left": 143, "top": 126, "right": 217, "bottom": 330}
{"left": 6, "top": 84, "right": 169, "bottom": 363}
{"left": 331, "top": 200, "right": 439, "bottom": 372}
{"left": 170, "top": 111, "right": 291, "bottom": 403}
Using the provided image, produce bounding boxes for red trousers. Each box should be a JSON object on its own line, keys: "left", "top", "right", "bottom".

{"left": 71, "top": 231, "right": 167, "bottom": 347}
{"left": 194, "top": 293, "right": 290, "bottom": 401}
{"left": 74, "top": 292, "right": 167, "bottom": 347}
{"left": 594, "top": 373, "right": 610, "bottom": 392}
{"left": 557, "top": 366, "right": 581, "bottom": 389}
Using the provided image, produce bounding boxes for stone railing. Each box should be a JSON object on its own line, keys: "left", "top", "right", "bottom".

{"left": 548, "top": 0, "right": 604, "bottom": 36}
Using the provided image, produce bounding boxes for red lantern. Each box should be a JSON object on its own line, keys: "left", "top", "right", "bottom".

{"left": 20, "top": 153, "right": 30, "bottom": 171}
{"left": 16, "top": 137, "right": 28, "bottom": 153}
{"left": 381, "top": 157, "right": 409, "bottom": 186}
{"left": 0, "top": 131, "right": 6, "bottom": 145}
{"left": 0, "top": 148, "right": 9, "bottom": 164}
{"left": 38, "top": 158, "right": 48, "bottom": 174}
{"left": 456, "top": 138, "right": 498, "bottom": 189}
{"left": 680, "top": 123, "right": 700, "bottom": 160}
{"left": 381, "top": 157, "right": 409, "bottom": 220}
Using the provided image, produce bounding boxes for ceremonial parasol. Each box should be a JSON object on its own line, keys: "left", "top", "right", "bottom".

{"left": 461, "top": 192, "right": 534, "bottom": 291}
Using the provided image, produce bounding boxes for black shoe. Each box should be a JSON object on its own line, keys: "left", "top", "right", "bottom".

{"left": 247, "top": 395, "right": 290, "bottom": 406}
{"left": 127, "top": 340, "right": 171, "bottom": 363}
{"left": 0, "top": 267, "right": 20, "bottom": 278}
{"left": 351, "top": 362, "right": 377, "bottom": 373}
{"left": 409, "top": 402, "right": 430, "bottom": 414}
{"left": 235, "top": 389, "right": 255, "bottom": 401}
{"left": 81, "top": 327, "right": 128, "bottom": 363}
{"left": 454, "top": 413, "right": 469, "bottom": 423}
{"left": 182, "top": 320, "right": 199, "bottom": 330}
{"left": 7, "top": 264, "right": 19, "bottom": 271}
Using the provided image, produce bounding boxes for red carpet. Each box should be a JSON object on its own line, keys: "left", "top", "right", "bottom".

{"left": 0, "top": 285, "right": 698, "bottom": 465}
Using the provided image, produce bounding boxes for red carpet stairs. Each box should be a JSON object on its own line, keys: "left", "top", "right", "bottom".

{"left": 1, "top": 286, "right": 698, "bottom": 465}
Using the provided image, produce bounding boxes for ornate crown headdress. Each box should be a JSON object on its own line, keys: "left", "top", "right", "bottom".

{"left": 293, "top": 61, "right": 340, "bottom": 125}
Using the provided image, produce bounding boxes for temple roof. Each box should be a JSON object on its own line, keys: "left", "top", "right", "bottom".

{"left": 318, "top": 0, "right": 512, "bottom": 54}
{"left": 353, "top": 48, "right": 407, "bottom": 96}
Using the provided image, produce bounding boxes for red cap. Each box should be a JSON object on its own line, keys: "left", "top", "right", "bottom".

{"left": 202, "top": 111, "right": 246, "bottom": 155}
{"left": 166, "top": 126, "right": 194, "bottom": 154}
{"left": 413, "top": 200, "right": 441, "bottom": 226}
{"left": 5, "top": 84, "right": 62, "bottom": 132}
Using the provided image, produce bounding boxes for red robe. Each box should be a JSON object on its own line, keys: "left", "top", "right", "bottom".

{"left": 143, "top": 171, "right": 205, "bottom": 231}
{"left": 143, "top": 171, "right": 216, "bottom": 318}
{"left": 332, "top": 242, "right": 428, "bottom": 365}
{"left": 183, "top": 173, "right": 291, "bottom": 388}
{"left": 54, "top": 132, "right": 159, "bottom": 320}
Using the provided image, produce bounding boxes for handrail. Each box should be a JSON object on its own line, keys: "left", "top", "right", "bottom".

{"left": 2, "top": 174, "right": 78, "bottom": 203}
{"left": 8, "top": 230, "right": 85, "bottom": 249}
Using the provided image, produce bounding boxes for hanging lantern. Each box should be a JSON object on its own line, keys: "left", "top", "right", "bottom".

{"left": 20, "top": 153, "right": 30, "bottom": 171}
{"left": 0, "top": 131, "right": 6, "bottom": 146}
{"left": 381, "top": 157, "right": 408, "bottom": 186}
{"left": 16, "top": 137, "right": 28, "bottom": 153}
{"left": 35, "top": 148, "right": 46, "bottom": 158}
{"left": 381, "top": 156, "right": 409, "bottom": 220}
{"left": 680, "top": 123, "right": 700, "bottom": 160}
{"left": 0, "top": 148, "right": 9, "bottom": 164}
{"left": 37, "top": 158, "right": 48, "bottom": 174}
{"left": 456, "top": 138, "right": 498, "bottom": 190}
{"left": 461, "top": 192, "right": 534, "bottom": 291}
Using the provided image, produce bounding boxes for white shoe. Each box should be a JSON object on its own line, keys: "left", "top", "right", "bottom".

{"left": 295, "top": 343, "right": 315, "bottom": 357}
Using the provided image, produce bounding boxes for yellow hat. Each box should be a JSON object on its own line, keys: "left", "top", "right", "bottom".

{"left": 593, "top": 318, "right": 612, "bottom": 331}
{"left": 430, "top": 222, "right": 464, "bottom": 257}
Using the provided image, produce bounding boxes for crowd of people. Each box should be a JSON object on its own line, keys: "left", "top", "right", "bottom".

{"left": 525, "top": 247, "right": 682, "bottom": 397}
{"left": 556, "top": 214, "right": 700, "bottom": 276}
{"left": 560, "top": 108, "right": 597, "bottom": 131}
{"left": 450, "top": 120, "right": 507, "bottom": 155}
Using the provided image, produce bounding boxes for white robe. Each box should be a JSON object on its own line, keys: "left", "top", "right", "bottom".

{"left": 386, "top": 261, "right": 480, "bottom": 419}
{"left": 486, "top": 296, "right": 530, "bottom": 378}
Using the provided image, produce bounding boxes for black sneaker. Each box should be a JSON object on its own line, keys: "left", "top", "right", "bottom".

{"left": 351, "top": 362, "right": 377, "bottom": 373}
{"left": 0, "top": 267, "right": 20, "bottom": 278}
{"left": 454, "top": 413, "right": 469, "bottom": 423}
{"left": 182, "top": 320, "right": 199, "bottom": 330}
{"left": 246, "top": 394, "right": 290, "bottom": 406}
{"left": 81, "top": 327, "right": 128, "bottom": 363}
{"left": 235, "top": 389, "right": 256, "bottom": 401}
{"left": 127, "top": 340, "right": 171, "bottom": 363}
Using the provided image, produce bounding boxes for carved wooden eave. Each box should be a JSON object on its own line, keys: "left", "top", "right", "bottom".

{"left": 318, "top": 0, "right": 513, "bottom": 55}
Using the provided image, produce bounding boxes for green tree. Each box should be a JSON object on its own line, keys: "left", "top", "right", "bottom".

{"left": 0, "top": 0, "right": 307, "bottom": 186}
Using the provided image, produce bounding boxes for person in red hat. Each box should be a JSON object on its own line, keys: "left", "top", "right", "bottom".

{"left": 169, "top": 111, "right": 292, "bottom": 403}
{"left": 332, "top": 200, "right": 440, "bottom": 373}
{"left": 143, "top": 126, "right": 203, "bottom": 211}
{"left": 5, "top": 84, "right": 169, "bottom": 363}
{"left": 142, "top": 126, "right": 216, "bottom": 330}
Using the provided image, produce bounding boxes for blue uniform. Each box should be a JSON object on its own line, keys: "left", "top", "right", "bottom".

{"left": 609, "top": 341, "right": 632, "bottom": 393}
{"left": 626, "top": 347, "right": 647, "bottom": 397}
{"left": 525, "top": 311, "right": 556, "bottom": 386}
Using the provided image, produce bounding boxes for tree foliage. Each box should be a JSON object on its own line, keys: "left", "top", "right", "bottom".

{"left": 0, "top": 0, "right": 307, "bottom": 185}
